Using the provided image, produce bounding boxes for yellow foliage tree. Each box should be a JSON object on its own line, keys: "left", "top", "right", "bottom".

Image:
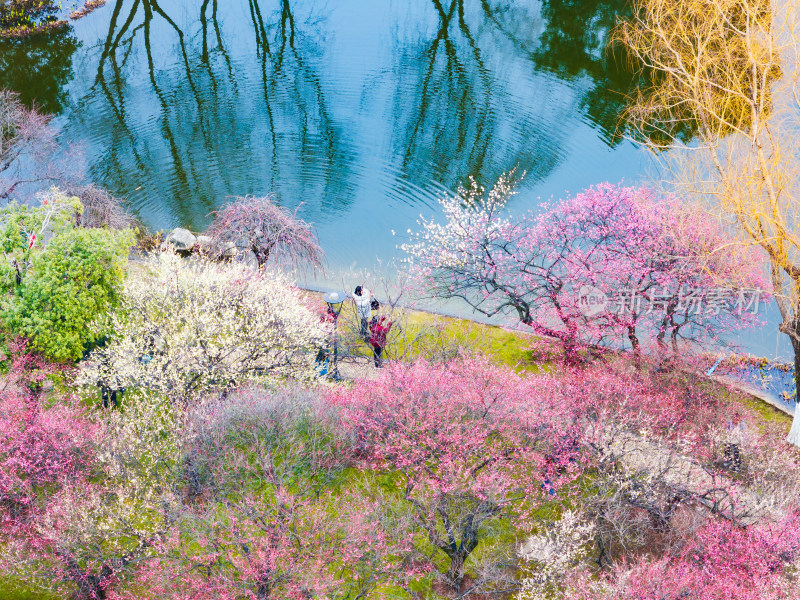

{"left": 616, "top": 0, "right": 800, "bottom": 444}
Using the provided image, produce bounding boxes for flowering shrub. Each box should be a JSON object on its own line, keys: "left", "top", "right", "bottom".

{"left": 1, "top": 383, "right": 183, "bottom": 599}
{"left": 0, "top": 343, "right": 94, "bottom": 533}
{"left": 204, "top": 195, "right": 323, "bottom": 270}
{"left": 0, "top": 343, "right": 139, "bottom": 600}
{"left": 3, "top": 341, "right": 798, "bottom": 599}
{"left": 112, "top": 386, "right": 415, "bottom": 600}
{"left": 79, "top": 252, "right": 329, "bottom": 402}
{"left": 178, "top": 386, "right": 349, "bottom": 498}
{"left": 558, "top": 363, "right": 761, "bottom": 559}
{"left": 563, "top": 513, "right": 800, "bottom": 600}
{"left": 326, "top": 355, "right": 754, "bottom": 595}
{"left": 518, "top": 510, "right": 596, "bottom": 600}
{"left": 562, "top": 361, "right": 729, "bottom": 455}
{"left": 114, "top": 487, "right": 413, "bottom": 600}
{"left": 505, "top": 359, "right": 800, "bottom": 600}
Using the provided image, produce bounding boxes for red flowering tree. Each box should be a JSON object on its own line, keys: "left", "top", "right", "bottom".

{"left": 328, "top": 358, "right": 584, "bottom": 596}
{"left": 0, "top": 345, "right": 94, "bottom": 533}
{"left": 403, "top": 176, "right": 767, "bottom": 362}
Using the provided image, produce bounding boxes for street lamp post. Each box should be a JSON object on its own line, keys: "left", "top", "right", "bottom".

{"left": 323, "top": 291, "right": 347, "bottom": 381}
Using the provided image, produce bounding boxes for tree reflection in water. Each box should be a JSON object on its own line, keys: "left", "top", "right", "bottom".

{"left": 391, "top": 0, "right": 573, "bottom": 191}
{"left": 530, "top": 0, "right": 700, "bottom": 146}
{"left": 78, "top": 0, "right": 351, "bottom": 229}
{"left": 390, "top": 0, "right": 662, "bottom": 191}
{"left": 0, "top": 26, "right": 79, "bottom": 114}
{"left": 40, "top": 0, "right": 655, "bottom": 230}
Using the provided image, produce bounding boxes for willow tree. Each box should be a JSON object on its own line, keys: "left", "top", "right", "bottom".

{"left": 616, "top": 0, "right": 800, "bottom": 445}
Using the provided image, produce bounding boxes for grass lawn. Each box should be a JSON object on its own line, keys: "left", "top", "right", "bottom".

{"left": 0, "top": 579, "right": 60, "bottom": 600}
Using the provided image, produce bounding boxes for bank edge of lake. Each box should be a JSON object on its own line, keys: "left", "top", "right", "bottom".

{"left": 135, "top": 239, "right": 794, "bottom": 427}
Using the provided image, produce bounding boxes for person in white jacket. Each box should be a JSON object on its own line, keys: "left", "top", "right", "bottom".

{"left": 353, "top": 285, "right": 372, "bottom": 340}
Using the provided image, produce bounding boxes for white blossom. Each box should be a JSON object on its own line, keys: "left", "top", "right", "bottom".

{"left": 78, "top": 252, "right": 329, "bottom": 403}
{"left": 517, "top": 510, "right": 595, "bottom": 600}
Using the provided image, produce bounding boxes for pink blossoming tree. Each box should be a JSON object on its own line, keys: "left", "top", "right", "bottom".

{"left": 204, "top": 195, "right": 323, "bottom": 270}
{"left": 116, "top": 489, "right": 413, "bottom": 600}
{"left": 114, "top": 386, "right": 416, "bottom": 600}
{"left": 564, "top": 513, "right": 800, "bottom": 600}
{"left": 328, "top": 358, "right": 585, "bottom": 596}
{"left": 403, "top": 176, "right": 768, "bottom": 362}
{"left": 0, "top": 344, "right": 183, "bottom": 599}
{"left": 0, "top": 343, "right": 93, "bottom": 535}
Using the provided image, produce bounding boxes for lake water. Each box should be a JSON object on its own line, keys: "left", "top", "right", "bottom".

{"left": 0, "top": 0, "right": 789, "bottom": 359}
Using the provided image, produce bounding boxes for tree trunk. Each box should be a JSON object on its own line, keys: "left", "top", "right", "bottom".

{"left": 787, "top": 337, "right": 800, "bottom": 447}
{"left": 70, "top": 566, "right": 114, "bottom": 600}
{"left": 562, "top": 335, "right": 580, "bottom": 364}
{"left": 445, "top": 549, "right": 469, "bottom": 593}
{"left": 627, "top": 324, "right": 640, "bottom": 366}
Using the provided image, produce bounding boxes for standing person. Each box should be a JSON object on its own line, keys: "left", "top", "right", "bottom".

{"left": 315, "top": 304, "right": 337, "bottom": 377}
{"left": 369, "top": 314, "right": 393, "bottom": 368}
{"left": 353, "top": 285, "right": 372, "bottom": 340}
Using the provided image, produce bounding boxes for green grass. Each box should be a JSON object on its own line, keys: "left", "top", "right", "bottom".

{"left": 731, "top": 388, "right": 793, "bottom": 427}
{"left": 332, "top": 302, "right": 552, "bottom": 373}
{"left": 418, "top": 313, "right": 547, "bottom": 371}
{"left": 0, "top": 578, "right": 60, "bottom": 600}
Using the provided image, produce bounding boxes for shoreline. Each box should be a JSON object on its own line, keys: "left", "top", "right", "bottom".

{"left": 304, "top": 282, "right": 795, "bottom": 417}
{"left": 147, "top": 234, "right": 796, "bottom": 420}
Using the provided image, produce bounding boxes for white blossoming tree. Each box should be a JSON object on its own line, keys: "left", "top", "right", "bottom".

{"left": 79, "top": 252, "right": 329, "bottom": 403}
{"left": 517, "top": 510, "right": 596, "bottom": 600}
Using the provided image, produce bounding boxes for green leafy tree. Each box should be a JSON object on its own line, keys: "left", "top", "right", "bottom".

{"left": 0, "top": 189, "right": 134, "bottom": 361}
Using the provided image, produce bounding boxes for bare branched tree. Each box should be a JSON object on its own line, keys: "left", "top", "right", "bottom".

{"left": 64, "top": 183, "right": 139, "bottom": 230}
{"left": 0, "top": 89, "right": 61, "bottom": 200}
{"left": 205, "top": 195, "right": 323, "bottom": 271}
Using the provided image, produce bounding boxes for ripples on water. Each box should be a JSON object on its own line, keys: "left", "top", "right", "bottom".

{"left": 2, "top": 0, "right": 788, "bottom": 356}
{"left": 47, "top": 0, "right": 643, "bottom": 256}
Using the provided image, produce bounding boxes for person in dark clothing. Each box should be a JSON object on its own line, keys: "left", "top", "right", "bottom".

{"left": 368, "top": 315, "right": 392, "bottom": 368}
{"left": 85, "top": 335, "right": 124, "bottom": 408}
{"left": 101, "top": 386, "right": 124, "bottom": 408}
{"left": 315, "top": 305, "right": 336, "bottom": 376}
